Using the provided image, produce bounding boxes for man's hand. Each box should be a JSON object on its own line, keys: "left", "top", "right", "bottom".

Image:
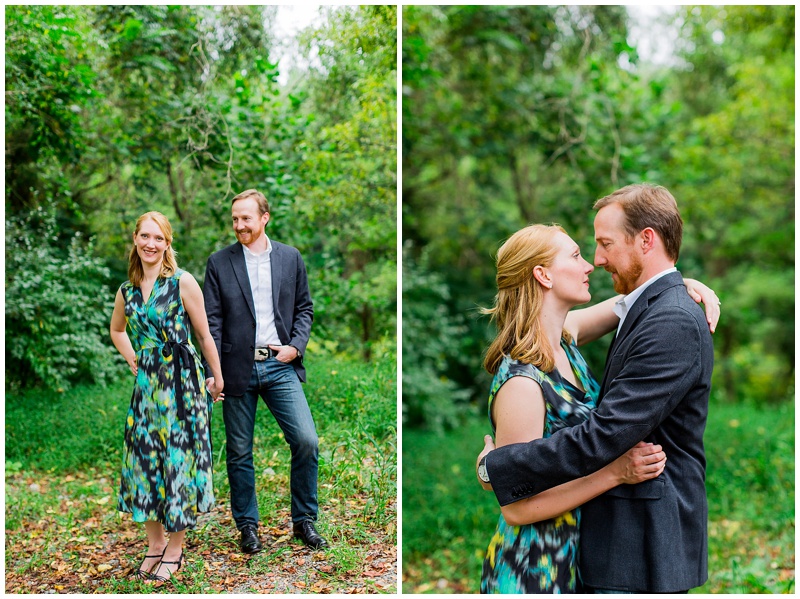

{"left": 268, "top": 344, "right": 298, "bottom": 363}
{"left": 206, "top": 377, "right": 225, "bottom": 403}
{"left": 476, "top": 434, "right": 496, "bottom": 491}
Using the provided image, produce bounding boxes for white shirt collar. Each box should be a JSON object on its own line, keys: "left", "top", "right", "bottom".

{"left": 614, "top": 267, "right": 677, "bottom": 333}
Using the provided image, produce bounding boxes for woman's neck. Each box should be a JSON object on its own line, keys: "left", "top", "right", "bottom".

{"left": 141, "top": 261, "right": 162, "bottom": 283}
{"left": 538, "top": 299, "right": 570, "bottom": 353}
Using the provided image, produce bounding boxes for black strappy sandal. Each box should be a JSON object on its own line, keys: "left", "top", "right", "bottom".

{"left": 134, "top": 547, "right": 166, "bottom": 580}
{"left": 150, "top": 551, "right": 183, "bottom": 583}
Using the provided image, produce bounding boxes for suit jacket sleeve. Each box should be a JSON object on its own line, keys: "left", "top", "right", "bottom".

{"left": 486, "top": 303, "right": 706, "bottom": 506}
{"left": 202, "top": 255, "right": 224, "bottom": 368}
{"left": 288, "top": 251, "right": 313, "bottom": 356}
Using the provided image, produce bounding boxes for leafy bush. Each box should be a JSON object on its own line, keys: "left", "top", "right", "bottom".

{"left": 402, "top": 245, "right": 472, "bottom": 430}
{"left": 5, "top": 207, "right": 121, "bottom": 390}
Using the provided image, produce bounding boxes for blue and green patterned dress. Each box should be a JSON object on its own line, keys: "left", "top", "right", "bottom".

{"left": 481, "top": 338, "right": 600, "bottom": 594}
{"left": 117, "top": 270, "right": 214, "bottom": 533}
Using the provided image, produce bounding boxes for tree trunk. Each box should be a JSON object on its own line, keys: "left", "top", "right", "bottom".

{"left": 509, "top": 150, "right": 536, "bottom": 223}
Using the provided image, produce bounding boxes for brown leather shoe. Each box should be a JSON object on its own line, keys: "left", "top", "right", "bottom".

{"left": 292, "top": 520, "right": 328, "bottom": 549}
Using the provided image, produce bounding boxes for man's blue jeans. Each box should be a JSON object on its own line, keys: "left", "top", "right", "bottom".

{"left": 222, "top": 358, "right": 319, "bottom": 529}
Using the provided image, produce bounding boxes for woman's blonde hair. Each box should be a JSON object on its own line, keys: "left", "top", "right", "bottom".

{"left": 128, "top": 211, "right": 178, "bottom": 286}
{"left": 482, "top": 224, "right": 572, "bottom": 374}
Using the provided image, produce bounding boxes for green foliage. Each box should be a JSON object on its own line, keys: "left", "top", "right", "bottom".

{"left": 5, "top": 5, "right": 396, "bottom": 377}
{"left": 401, "top": 412, "right": 497, "bottom": 593}
{"left": 5, "top": 5, "right": 98, "bottom": 212}
{"left": 402, "top": 246, "right": 473, "bottom": 430}
{"left": 701, "top": 399, "right": 795, "bottom": 593}
{"left": 6, "top": 378, "right": 128, "bottom": 472}
{"left": 5, "top": 208, "right": 121, "bottom": 391}
{"left": 402, "top": 5, "right": 794, "bottom": 426}
{"left": 5, "top": 350, "right": 396, "bottom": 484}
{"left": 667, "top": 5, "right": 795, "bottom": 402}
{"left": 294, "top": 6, "right": 398, "bottom": 359}
{"left": 402, "top": 400, "right": 795, "bottom": 593}
{"left": 401, "top": 5, "right": 654, "bottom": 428}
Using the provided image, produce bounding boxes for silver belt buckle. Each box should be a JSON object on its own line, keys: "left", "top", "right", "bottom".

{"left": 255, "top": 348, "right": 270, "bottom": 361}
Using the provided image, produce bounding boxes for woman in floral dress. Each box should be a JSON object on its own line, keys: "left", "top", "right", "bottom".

{"left": 110, "top": 211, "right": 224, "bottom": 583}
{"left": 478, "top": 224, "right": 716, "bottom": 593}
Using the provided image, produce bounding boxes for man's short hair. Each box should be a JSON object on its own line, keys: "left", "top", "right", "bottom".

{"left": 231, "top": 189, "right": 270, "bottom": 215}
{"left": 594, "top": 183, "right": 683, "bottom": 261}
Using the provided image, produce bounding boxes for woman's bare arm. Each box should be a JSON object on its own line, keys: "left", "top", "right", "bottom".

{"left": 110, "top": 289, "right": 137, "bottom": 376}
{"left": 493, "top": 376, "right": 665, "bottom": 527}
{"left": 565, "top": 277, "right": 721, "bottom": 345}
{"left": 180, "top": 273, "right": 225, "bottom": 398}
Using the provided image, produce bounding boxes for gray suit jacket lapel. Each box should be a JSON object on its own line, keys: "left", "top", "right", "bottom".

{"left": 229, "top": 244, "right": 256, "bottom": 320}
{"left": 600, "top": 271, "right": 684, "bottom": 398}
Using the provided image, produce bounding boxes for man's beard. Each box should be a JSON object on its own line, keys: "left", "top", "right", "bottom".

{"left": 236, "top": 229, "right": 259, "bottom": 243}
{"left": 610, "top": 255, "right": 644, "bottom": 295}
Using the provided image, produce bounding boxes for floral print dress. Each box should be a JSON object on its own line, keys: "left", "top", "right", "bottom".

{"left": 117, "top": 270, "right": 214, "bottom": 532}
{"left": 481, "top": 338, "right": 600, "bottom": 594}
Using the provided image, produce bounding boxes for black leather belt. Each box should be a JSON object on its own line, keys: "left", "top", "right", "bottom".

{"left": 254, "top": 347, "right": 278, "bottom": 361}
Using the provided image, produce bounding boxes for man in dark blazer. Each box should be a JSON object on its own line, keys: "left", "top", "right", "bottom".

{"left": 204, "top": 189, "right": 327, "bottom": 554}
{"left": 477, "top": 184, "right": 715, "bottom": 592}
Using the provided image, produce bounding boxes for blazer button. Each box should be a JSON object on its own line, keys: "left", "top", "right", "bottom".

{"left": 249, "top": 345, "right": 254, "bottom": 350}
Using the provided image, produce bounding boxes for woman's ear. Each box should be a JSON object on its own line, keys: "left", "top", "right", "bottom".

{"left": 533, "top": 265, "right": 552, "bottom": 289}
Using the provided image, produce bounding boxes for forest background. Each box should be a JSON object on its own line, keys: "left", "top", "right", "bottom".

{"left": 6, "top": 5, "right": 397, "bottom": 593}
{"left": 402, "top": 5, "right": 794, "bottom": 594}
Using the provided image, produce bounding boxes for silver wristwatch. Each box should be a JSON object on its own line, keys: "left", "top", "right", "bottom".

{"left": 478, "top": 456, "right": 490, "bottom": 483}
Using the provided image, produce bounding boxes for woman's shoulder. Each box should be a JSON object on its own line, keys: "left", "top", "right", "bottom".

{"left": 173, "top": 269, "right": 203, "bottom": 297}
{"left": 171, "top": 268, "right": 196, "bottom": 283}
{"left": 492, "top": 355, "right": 547, "bottom": 387}
{"left": 487, "top": 356, "right": 547, "bottom": 422}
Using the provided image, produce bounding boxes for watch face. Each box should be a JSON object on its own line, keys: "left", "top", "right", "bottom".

{"left": 478, "top": 463, "right": 489, "bottom": 483}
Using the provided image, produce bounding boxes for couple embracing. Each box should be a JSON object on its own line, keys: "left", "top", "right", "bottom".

{"left": 477, "top": 183, "right": 717, "bottom": 594}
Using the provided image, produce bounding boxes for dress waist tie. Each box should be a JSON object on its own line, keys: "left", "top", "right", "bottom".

{"left": 160, "top": 341, "right": 200, "bottom": 422}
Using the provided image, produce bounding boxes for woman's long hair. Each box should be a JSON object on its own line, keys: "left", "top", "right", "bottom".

{"left": 482, "top": 224, "right": 572, "bottom": 375}
{"left": 128, "top": 211, "right": 178, "bottom": 287}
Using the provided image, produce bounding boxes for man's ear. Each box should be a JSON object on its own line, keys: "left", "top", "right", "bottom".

{"left": 640, "top": 228, "right": 657, "bottom": 253}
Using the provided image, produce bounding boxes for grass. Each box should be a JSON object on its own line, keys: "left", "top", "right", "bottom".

{"left": 402, "top": 400, "right": 794, "bottom": 594}
{"left": 5, "top": 351, "right": 397, "bottom": 593}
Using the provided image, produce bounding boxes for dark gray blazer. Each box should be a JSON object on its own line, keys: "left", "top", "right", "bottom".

{"left": 485, "top": 271, "right": 714, "bottom": 592}
{"left": 203, "top": 240, "right": 314, "bottom": 396}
